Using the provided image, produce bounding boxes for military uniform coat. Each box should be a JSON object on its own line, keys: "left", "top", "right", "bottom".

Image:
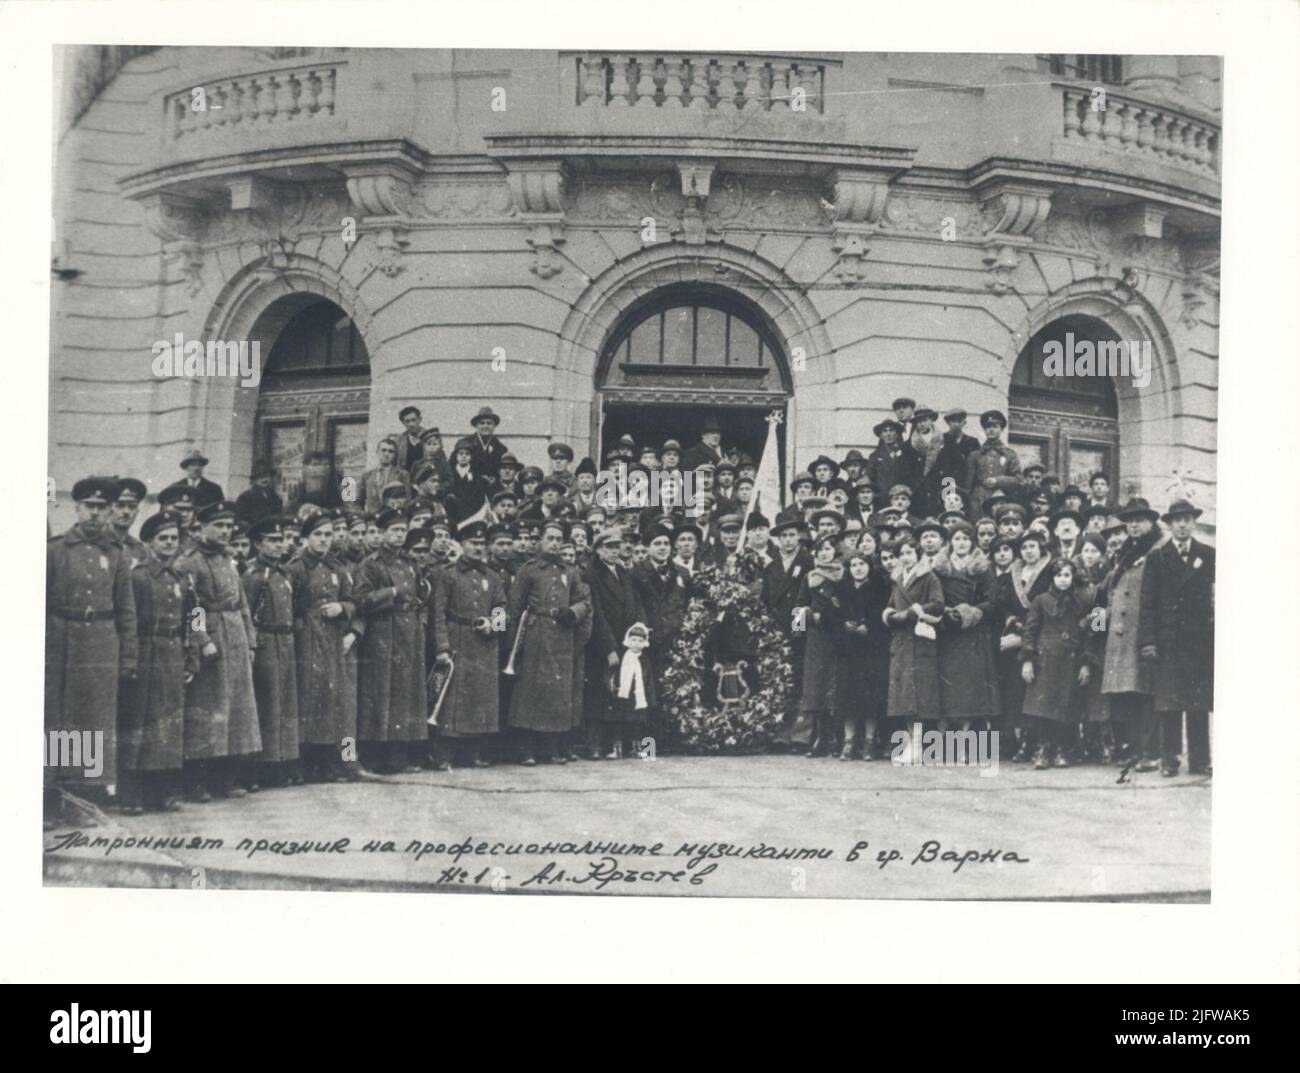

{"left": 432, "top": 559, "right": 507, "bottom": 737}
{"left": 176, "top": 541, "right": 260, "bottom": 760}
{"left": 287, "top": 551, "right": 357, "bottom": 747}
{"left": 963, "top": 441, "right": 1022, "bottom": 517}
{"left": 242, "top": 556, "right": 299, "bottom": 763}
{"left": 507, "top": 553, "right": 590, "bottom": 732}
{"left": 122, "top": 555, "right": 193, "bottom": 772}
{"left": 1139, "top": 538, "right": 1215, "bottom": 712}
{"left": 882, "top": 559, "right": 945, "bottom": 720}
{"left": 354, "top": 548, "right": 426, "bottom": 743}
{"left": 46, "top": 526, "right": 138, "bottom": 787}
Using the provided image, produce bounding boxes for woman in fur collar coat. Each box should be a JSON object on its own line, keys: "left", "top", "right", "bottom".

{"left": 882, "top": 538, "right": 945, "bottom": 726}
{"left": 991, "top": 530, "right": 1055, "bottom": 761}
{"left": 931, "top": 523, "right": 1000, "bottom": 726}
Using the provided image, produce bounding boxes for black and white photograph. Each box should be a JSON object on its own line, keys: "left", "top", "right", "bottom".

{"left": 4, "top": 0, "right": 1298, "bottom": 991}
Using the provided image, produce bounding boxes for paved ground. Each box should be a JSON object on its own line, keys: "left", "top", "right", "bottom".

{"left": 42, "top": 756, "right": 1210, "bottom": 901}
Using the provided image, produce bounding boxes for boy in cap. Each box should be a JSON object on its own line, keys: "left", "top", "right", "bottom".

{"left": 242, "top": 516, "right": 299, "bottom": 788}
{"left": 175, "top": 501, "right": 260, "bottom": 799}
{"left": 46, "top": 477, "right": 138, "bottom": 820}
{"left": 119, "top": 511, "right": 194, "bottom": 813}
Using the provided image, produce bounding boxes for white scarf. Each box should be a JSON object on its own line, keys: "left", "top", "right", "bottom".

{"left": 618, "top": 638, "right": 649, "bottom": 709}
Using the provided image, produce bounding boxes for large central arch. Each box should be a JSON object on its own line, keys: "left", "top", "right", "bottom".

{"left": 554, "top": 242, "right": 835, "bottom": 468}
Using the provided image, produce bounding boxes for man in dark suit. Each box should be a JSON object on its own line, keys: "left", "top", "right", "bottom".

{"left": 864, "top": 420, "right": 923, "bottom": 502}
{"left": 1140, "top": 498, "right": 1215, "bottom": 776}
{"left": 234, "top": 463, "right": 283, "bottom": 525}
{"left": 584, "top": 528, "right": 650, "bottom": 759}
{"left": 680, "top": 416, "right": 724, "bottom": 472}
{"left": 162, "top": 449, "right": 225, "bottom": 510}
{"left": 466, "top": 407, "right": 510, "bottom": 485}
{"left": 632, "top": 522, "right": 690, "bottom": 690}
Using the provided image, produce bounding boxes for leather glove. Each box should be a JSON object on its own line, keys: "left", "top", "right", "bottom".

{"left": 554, "top": 607, "right": 576, "bottom": 628}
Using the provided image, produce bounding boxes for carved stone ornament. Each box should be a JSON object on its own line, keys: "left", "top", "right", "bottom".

{"left": 140, "top": 191, "right": 210, "bottom": 297}
{"left": 502, "top": 160, "right": 568, "bottom": 278}
{"left": 342, "top": 167, "right": 416, "bottom": 277}
{"left": 826, "top": 168, "right": 890, "bottom": 283}
{"left": 976, "top": 181, "right": 1052, "bottom": 294}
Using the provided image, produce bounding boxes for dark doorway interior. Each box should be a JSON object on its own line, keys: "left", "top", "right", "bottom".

{"left": 600, "top": 402, "right": 786, "bottom": 474}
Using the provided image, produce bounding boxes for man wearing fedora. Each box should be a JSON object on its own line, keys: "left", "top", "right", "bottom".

{"left": 163, "top": 449, "right": 225, "bottom": 511}
{"left": 865, "top": 419, "right": 922, "bottom": 502}
{"left": 1094, "top": 496, "right": 1165, "bottom": 772}
{"left": 1140, "top": 499, "right": 1215, "bottom": 776}
{"left": 467, "top": 406, "right": 510, "bottom": 485}
{"left": 235, "top": 463, "right": 284, "bottom": 526}
{"left": 681, "top": 416, "right": 724, "bottom": 472}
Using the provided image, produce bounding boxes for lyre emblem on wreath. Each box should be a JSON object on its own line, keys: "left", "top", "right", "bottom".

{"left": 712, "top": 661, "right": 751, "bottom": 707}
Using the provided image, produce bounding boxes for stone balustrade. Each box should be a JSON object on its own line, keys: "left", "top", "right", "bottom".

{"left": 575, "top": 54, "right": 828, "bottom": 114}
{"left": 1060, "top": 85, "right": 1219, "bottom": 176}
{"left": 165, "top": 62, "right": 339, "bottom": 140}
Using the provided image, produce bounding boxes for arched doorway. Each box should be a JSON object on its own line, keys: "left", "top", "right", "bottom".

{"left": 594, "top": 283, "right": 792, "bottom": 469}
{"left": 252, "top": 295, "right": 371, "bottom": 508}
{"left": 1009, "top": 314, "right": 1121, "bottom": 489}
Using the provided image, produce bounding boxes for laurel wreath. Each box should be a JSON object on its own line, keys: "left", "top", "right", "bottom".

{"left": 660, "top": 558, "right": 795, "bottom": 754}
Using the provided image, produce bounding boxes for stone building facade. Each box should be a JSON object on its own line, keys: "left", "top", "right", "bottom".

{"left": 50, "top": 47, "right": 1220, "bottom": 525}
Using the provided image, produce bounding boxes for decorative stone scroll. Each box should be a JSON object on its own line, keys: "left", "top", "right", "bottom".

{"left": 976, "top": 181, "right": 1053, "bottom": 294}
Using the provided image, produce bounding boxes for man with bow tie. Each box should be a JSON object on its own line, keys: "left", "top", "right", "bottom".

{"left": 1139, "top": 499, "right": 1215, "bottom": 776}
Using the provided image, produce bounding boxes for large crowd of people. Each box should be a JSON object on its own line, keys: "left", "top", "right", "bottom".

{"left": 45, "top": 397, "right": 1214, "bottom": 822}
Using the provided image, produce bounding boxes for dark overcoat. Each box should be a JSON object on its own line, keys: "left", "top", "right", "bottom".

{"left": 1097, "top": 532, "right": 1164, "bottom": 697}
{"left": 800, "top": 566, "right": 844, "bottom": 713}
{"left": 176, "top": 541, "right": 260, "bottom": 760}
{"left": 506, "top": 553, "right": 590, "bottom": 732}
{"left": 632, "top": 558, "right": 690, "bottom": 667}
{"left": 833, "top": 572, "right": 891, "bottom": 721}
{"left": 1021, "top": 585, "right": 1096, "bottom": 723}
{"left": 354, "top": 548, "right": 426, "bottom": 743}
{"left": 585, "top": 560, "right": 654, "bottom": 723}
{"left": 1139, "top": 538, "right": 1215, "bottom": 712}
{"left": 46, "top": 525, "right": 138, "bottom": 788}
{"left": 242, "top": 556, "right": 299, "bottom": 763}
{"left": 121, "top": 554, "right": 191, "bottom": 773}
{"left": 287, "top": 551, "right": 358, "bottom": 748}
{"left": 432, "top": 558, "right": 507, "bottom": 737}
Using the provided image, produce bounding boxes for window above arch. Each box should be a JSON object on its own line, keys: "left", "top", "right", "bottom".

{"left": 264, "top": 299, "right": 370, "bottom": 378}
{"left": 613, "top": 300, "right": 773, "bottom": 369}
{"left": 1011, "top": 315, "right": 1119, "bottom": 420}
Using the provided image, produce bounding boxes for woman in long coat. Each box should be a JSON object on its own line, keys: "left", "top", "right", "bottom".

{"left": 1021, "top": 558, "right": 1097, "bottom": 767}
{"left": 1073, "top": 533, "right": 1110, "bottom": 757}
{"left": 353, "top": 512, "right": 426, "bottom": 773}
{"left": 507, "top": 520, "right": 591, "bottom": 763}
{"left": 176, "top": 515, "right": 260, "bottom": 799}
{"left": 287, "top": 515, "right": 358, "bottom": 780}
{"left": 882, "top": 537, "right": 945, "bottom": 728}
{"left": 834, "top": 549, "right": 891, "bottom": 759}
{"left": 800, "top": 537, "right": 844, "bottom": 756}
{"left": 931, "top": 522, "right": 1000, "bottom": 727}
{"left": 431, "top": 539, "right": 508, "bottom": 767}
{"left": 120, "top": 516, "right": 193, "bottom": 812}
{"left": 990, "top": 530, "right": 1053, "bottom": 760}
